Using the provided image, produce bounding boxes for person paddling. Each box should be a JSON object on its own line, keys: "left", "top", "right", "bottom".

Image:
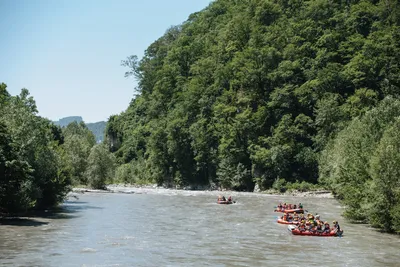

{"left": 333, "top": 221, "right": 341, "bottom": 232}
{"left": 298, "top": 220, "right": 306, "bottom": 232}
{"left": 315, "top": 214, "right": 321, "bottom": 224}
{"left": 217, "top": 195, "right": 226, "bottom": 202}
{"left": 316, "top": 221, "right": 323, "bottom": 233}
{"left": 293, "top": 212, "right": 299, "bottom": 221}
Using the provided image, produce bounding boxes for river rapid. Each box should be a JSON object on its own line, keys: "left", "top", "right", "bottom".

{"left": 0, "top": 189, "right": 399, "bottom": 267}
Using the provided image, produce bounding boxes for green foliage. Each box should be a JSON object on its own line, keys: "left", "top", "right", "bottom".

{"left": 86, "top": 144, "right": 116, "bottom": 189}
{"left": 0, "top": 85, "right": 72, "bottom": 213}
{"left": 0, "top": 120, "right": 33, "bottom": 212}
{"left": 114, "top": 163, "right": 135, "bottom": 184}
{"left": 368, "top": 118, "right": 400, "bottom": 232}
{"left": 320, "top": 97, "right": 400, "bottom": 231}
{"left": 286, "top": 180, "right": 320, "bottom": 192}
{"left": 272, "top": 178, "right": 320, "bottom": 193}
{"left": 110, "top": 0, "right": 400, "bottom": 188}
{"left": 272, "top": 178, "right": 287, "bottom": 193}
{"left": 62, "top": 122, "right": 96, "bottom": 185}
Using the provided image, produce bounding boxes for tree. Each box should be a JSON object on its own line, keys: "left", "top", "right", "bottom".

{"left": 62, "top": 121, "right": 96, "bottom": 185}
{"left": 0, "top": 85, "right": 72, "bottom": 212}
{"left": 0, "top": 120, "right": 33, "bottom": 213}
{"left": 368, "top": 119, "right": 400, "bottom": 232}
{"left": 320, "top": 97, "right": 400, "bottom": 224}
{"left": 86, "top": 144, "right": 116, "bottom": 189}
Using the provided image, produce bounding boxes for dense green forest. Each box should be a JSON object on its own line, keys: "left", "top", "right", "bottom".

{"left": 0, "top": 83, "right": 71, "bottom": 213}
{"left": 106, "top": 0, "right": 400, "bottom": 232}
{"left": 0, "top": 84, "right": 115, "bottom": 214}
{"left": 54, "top": 116, "right": 107, "bottom": 142}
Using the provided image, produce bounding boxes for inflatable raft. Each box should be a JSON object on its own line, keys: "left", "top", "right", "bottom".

{"left": 288, "top": 225, "right": 343, "bottom": 237}
{"left": 217, "top": 200, "right": 233, "bottom": 204}
{"left": 274, "top": 208, "right": 304, "bottom": 214}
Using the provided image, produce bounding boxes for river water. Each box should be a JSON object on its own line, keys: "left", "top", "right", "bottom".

{"left": 0, "top": 189, "right": 399, "bottom": 267}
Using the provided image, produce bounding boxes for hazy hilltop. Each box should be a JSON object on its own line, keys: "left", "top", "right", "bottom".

{"left": 54, "top": 116, "right": 84, "bottom": 127}
{"left": 54, "top": 116, "right": 106, "bottom": 142}
{"left": 86, "top": 121, "right": 107, "bottom": 142}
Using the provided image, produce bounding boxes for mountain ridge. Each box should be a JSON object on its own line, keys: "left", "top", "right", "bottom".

{"left": 54, "top": 116, "right": 106, "bottom": 142}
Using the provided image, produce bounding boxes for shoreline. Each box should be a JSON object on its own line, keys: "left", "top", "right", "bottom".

{"left": 70, "top": 184, "right": 334, "bottom": 199}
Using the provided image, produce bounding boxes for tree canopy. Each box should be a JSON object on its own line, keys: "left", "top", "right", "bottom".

{"left": 0, "top": 84, "right": 71, "bottom": 213}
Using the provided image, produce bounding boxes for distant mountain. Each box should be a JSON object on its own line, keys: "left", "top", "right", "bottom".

{"left": 54, "top": 116, "right": 106, "bottom": 142}
{"left": 54, "top": 116, "right": 83, "bottom": 127}
{"left": 86, "top": 121, "right": 107, "bottom": 142}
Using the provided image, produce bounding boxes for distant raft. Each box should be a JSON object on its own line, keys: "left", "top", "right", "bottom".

{"left": 217, "top": 200, "right": 234, "bottom": 204}
{"left": 288, "top": 225, "right": 343, "bottom": 237}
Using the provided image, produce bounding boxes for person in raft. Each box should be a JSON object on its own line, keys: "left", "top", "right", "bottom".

{"left": 298, "top": 221, "right": 306, "bottom": 232}
{"left": 298, "top": 203, "right": 303, "bottom": 209}
{"left": 315, "top": 214, "right": 323, "bottom": 226}
{"left": 282, "top": 213, "right": 291, "bottom": 222}
{"left": 316, "top": 221, "right": 323, "bottom": 233}
{"left": 217, "top": 195, "right": 226, "bottom": 201}
{"left": 308, "top": 213, "right": 315, "bottom": 223}
{"left": 332, "top": 221, "right": 341, "bottom": 232}
{"left": 228, "top": 196, "right": 232, "bottom": 202}
{"left": 324, "top": 221, "right": 331, "bottom": 233}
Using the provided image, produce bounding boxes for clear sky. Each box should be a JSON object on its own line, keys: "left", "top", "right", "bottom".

{"left": 0, "top": 0, "right": 212, "bottom": 123}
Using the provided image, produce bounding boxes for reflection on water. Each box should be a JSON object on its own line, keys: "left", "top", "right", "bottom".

{"left": 0, "top": 190, "right": 399, "bottom": 267}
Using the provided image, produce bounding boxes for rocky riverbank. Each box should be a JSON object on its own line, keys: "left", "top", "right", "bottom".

{"left": 69, "top": 184, "right": 334, "bottom": 199}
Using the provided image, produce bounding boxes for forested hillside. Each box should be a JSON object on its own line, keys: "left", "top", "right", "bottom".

{"left": 107, "top": 0, "right": 400, "bottom": 231}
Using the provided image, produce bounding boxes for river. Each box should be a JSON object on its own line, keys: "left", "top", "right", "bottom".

{"left": 0, "top": 189, "right": 399, "bottom": 267}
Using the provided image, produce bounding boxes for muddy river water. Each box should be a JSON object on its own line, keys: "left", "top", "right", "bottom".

{"left": 1, "top": 189, "right": 399, "bottom": 266}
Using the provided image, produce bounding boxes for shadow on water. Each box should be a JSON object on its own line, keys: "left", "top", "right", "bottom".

{"left": 0, "top": 218, "right": 49, "bottom": 227}
{"left": 64, "top": 200, "right": 89, "bottom": 204}
{"left": 31, "top": 202, "right": 103, "bottom": 220}
{"left": 0, "top": 201, "right": 103, "bottom": 225}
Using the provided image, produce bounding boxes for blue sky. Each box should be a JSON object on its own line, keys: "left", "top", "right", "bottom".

{"left": 0, "top": 0, "right": 212, "bottom": 122}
